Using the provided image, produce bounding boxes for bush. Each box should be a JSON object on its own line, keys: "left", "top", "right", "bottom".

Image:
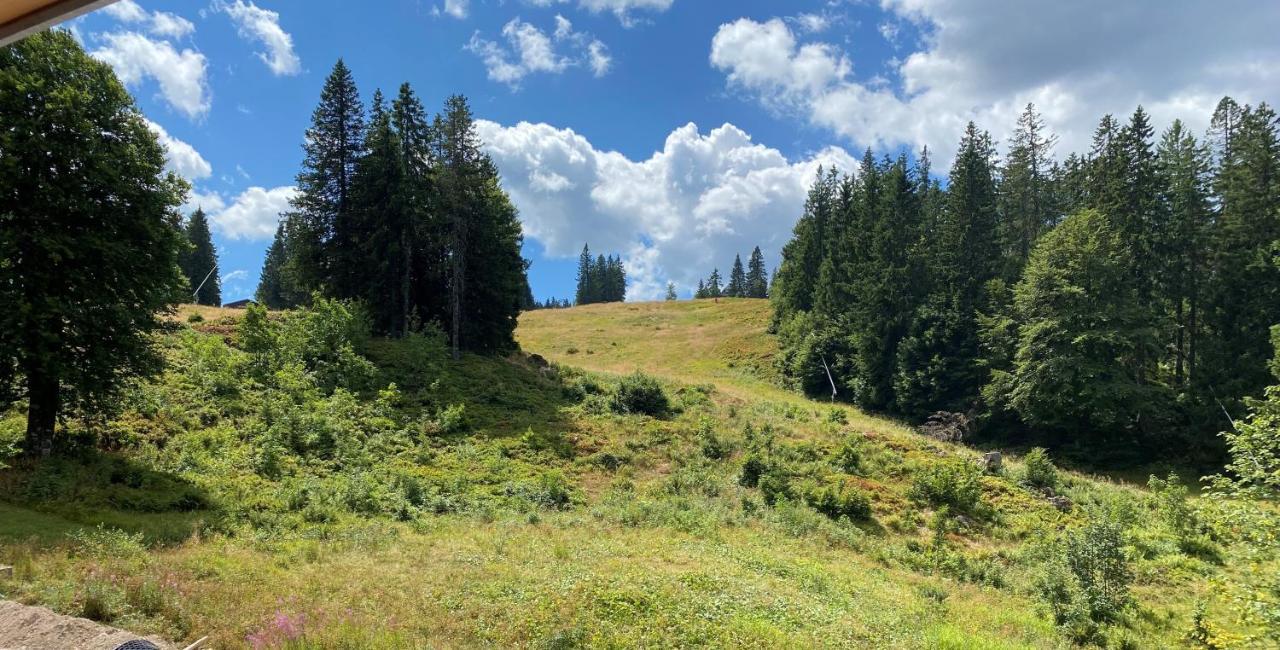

{"left": 834, "top": 436, "right": 862, "bottom": 474}
{"left": 758, "top": 468, "right": 793, "bottom": 506}
{"left": 1022, "top": 447, "right": 1059, "bottom": 490}
{"left": 805, "top": 480, "right": 872, "bottom": 521}
{"left": 739, "top": 454, "right": 767, "bottom": 488}
{"left": 696, "top": 417, "right": 731, "bottom": 460}
{"left": 1035, "top": 519, "right": 1133, "bottom": 633}
{"left": 908, "top": 459, "right": 983, "bottom": 513}
{"left": 610, "top": 372, "right": 670, "bottom": 417}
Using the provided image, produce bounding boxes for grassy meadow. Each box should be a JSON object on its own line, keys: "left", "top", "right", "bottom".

{"left": 0, "top": 299, "right": 1266, "bottom": 648}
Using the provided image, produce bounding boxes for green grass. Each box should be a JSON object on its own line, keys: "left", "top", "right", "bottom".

{"left": 0, "top": 299, "right": 1267, "bottom": 647}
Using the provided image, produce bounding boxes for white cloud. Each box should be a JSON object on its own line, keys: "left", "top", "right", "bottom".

{"left": 102, "top": 0, "right": 147, "bottom": 23}
{"left": 217, "top": 0, "right": 301, "bottom": 76}
{"left": 91, "top": 32, "right": 210, "bottom": 119}
{"left": 791, "top": 13, "right": 830, "bottom": 34}
{"left": 578, "top": 0, "right": 673, "bottom": 26}
{"left": 442, "top": 0, "right": 469, "bottom": 19}
{"left": 99, "top": 1, "right": 194, "bottom": 39}
{"left": 476, "top": 120, "right": 854, "bottom": 300}
{"left": 523, "top": 0, "right": 674, "bottom": 26}
{"left": 144, "top": 119, "right": 212, "bottom": 180}
{"left": 467, "top": 16, "right": 611, "bottom": 87}
{"left": 185, "top": 186, "right": 296, "bottom": 240}
{"left": 223, "top": 269, "right": 249, "bottom": 282}
{"left": 711, "top": 4, "right": 1280, "bottom": 165}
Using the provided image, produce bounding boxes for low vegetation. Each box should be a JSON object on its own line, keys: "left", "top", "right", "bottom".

{"left": 1, "top": 300, "right": 1273, "bottom": 648}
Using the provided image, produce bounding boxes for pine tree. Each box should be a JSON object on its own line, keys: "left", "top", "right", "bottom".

{"left": 707, "top": 269, "right": 723, "bottom": 298}
{"left": 695, "top": 279, "right": 706, "bottom": 299}
{"left": 592, "top": 254, "right": 608, "bottom": 302}
{"left": 348, "top": 89, "right": 407, "bottom": 333}
{"left": 1203, "top": 101, "right": 1280, "bottom": 407}
{"left": 665, "top": 282, "right": 677, "bottom": 301}
{"left": 181, "top": 207, "right": 221, "bottom": 305}
{"left": 746, "top": 246, "right": 769, "bottom": 298}
{"left": 727, "top": 254, "right": 747, "bottom": 297}
{"left": 393, "top": 82, "right": 440, "bottom": 335}
{"left": 1155, "top": 120, "right": 1212, "bottom": 390}
{"left": 998, "top": 103, "right": 1058, "bottom": 279}
{"left": 772, "top": 167, "right": 838, "bottom": 321}
{"left": 256, "top": 224, "right": 295, "bottom": 309}
{"left": 285, "top": 59, "right": 365, "bottom": 298}
{"left": 0, "top": 31, "right": 188, "bottom": 455}
{"left": 895, "top": 123, "right": 1000, "bottom": 416}
{"left": 575, "top": 244, "right": 593, "bottom": 305}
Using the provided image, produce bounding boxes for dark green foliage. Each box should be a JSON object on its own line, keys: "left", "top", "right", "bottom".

{"left": 739, "top": 454, "right": 767, "bottom": 488}
{"left": 255, "top": 225, "right": 303, "bottom": 309}
{"left": 726, "top": 255, "right": 747, "bottom": 297}
{"left": 998, "top": 104, "right": 1059, "bottom": 280}
{"left": 610, "top": 372, "right": 670, "bottom": 417}
{"left": 574, "top": 244, "right": 626, "bottom": 305}
{"left": 0, "top": 31, "right": 188, "bottom": 456}
{"left": 746, "top": 246, "right": 769, "bottom": 298}
{"left": 1063, "top": 520, "right": 1134, "bottom": 623}
{"left": 1005, "top": 209, "right": 1164, "bottom": 436}
{"left": 180, "top": 208, "right": 220, "bottom": 305}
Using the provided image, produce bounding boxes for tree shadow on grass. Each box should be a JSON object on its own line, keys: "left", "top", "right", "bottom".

{"left": 0, "top": 450, "right": 218, "bottom": 546}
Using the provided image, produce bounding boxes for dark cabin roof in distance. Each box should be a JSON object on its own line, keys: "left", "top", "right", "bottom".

{"left": 0, "top": 0, "right": 119, "bottom": 48}
{"left": 222, "top": 299, "right": 257, "bottom": 309}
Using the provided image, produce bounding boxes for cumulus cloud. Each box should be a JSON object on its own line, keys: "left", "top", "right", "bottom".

{"left": 204, "top": 186, "right": 298, "bottom": 240}
{"left": 217, "top": 0, "right": 301, "bottom": 76}
{"left": 476, "top": 120, "right": 853, "bottom": 299}
{"left": 712, "top": 3, "right": 1280, "bottom": 164}
{"left": 467, "top": 16, "right": 611, "bottom": 87}
{"left": 144, "top": 119, "right": 212, "bottom": 180}
{"left": 100, "top": 1, "right": 194, "bottom": 38}
{"left": 91, "top": 32, "right": 210, "bottom": 118}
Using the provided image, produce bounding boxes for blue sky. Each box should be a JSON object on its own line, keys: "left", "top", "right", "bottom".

{"left": 63, "top": 0, "right": 1280, "bottom": 302}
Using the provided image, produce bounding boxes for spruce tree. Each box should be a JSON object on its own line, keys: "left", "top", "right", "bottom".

{"left": 665, "top": 282, "right": 677, "bottom": 301}
{"left": 181, "top": 207, "right": 221, "bottom": 305}
{"left": 285, "top": 59, "right": 365, "bottom": 298}
{"left": 575, "top": 244, "right": 593, "bottom": 305}
{"left": 256, "top": 224, "right": 294, "bottom": 309}
{"left": 1155, "top": 120, "right": 1212, "bottom": 390}
{"left": 707, "top": 269, "right": 723, "bottom": 298}
{"left": 348, "top": 89, "right": 407, "bottom": 333}
{"left": 0, "top": 31, "right": 188, "bottom": 455}
{"left": 746, "top": 246, "right": 769, "bottom": 298}
{"left": 998, "top": 103, "right": 1058, "bottom": 279}
{"left": 772, "top": 168, "right": 838, "bottom": 321}
{"left": 727, "top": 254, "right": 747, "bottom": 297}
{"left": 393, "top": 82, "right": 441, "bottom": 334}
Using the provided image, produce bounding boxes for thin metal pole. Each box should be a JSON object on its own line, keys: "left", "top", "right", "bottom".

{"left": 192, "top": 266, "right": 216, "bottom": 303}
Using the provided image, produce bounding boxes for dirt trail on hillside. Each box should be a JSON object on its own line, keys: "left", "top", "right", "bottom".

{"left": 0, "top": 600, "right": 172, "bottom": 650}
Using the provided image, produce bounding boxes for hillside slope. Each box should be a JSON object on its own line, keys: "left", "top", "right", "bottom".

{"left": 0, "top": 299, "right": 1258, "bottom": 648}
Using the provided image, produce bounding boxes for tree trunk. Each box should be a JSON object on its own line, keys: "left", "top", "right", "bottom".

{"left": 401, "top": 226, "right": 412, "bottom": 338}
{"left": 24, "top": 366, "right": 58, "bottom": 457}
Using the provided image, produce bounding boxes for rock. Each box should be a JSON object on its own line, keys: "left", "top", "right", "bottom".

{"left": 527, "top": 353, "right": 549, "bottom": 369}
{"left": 981, "top": 451, "right": 1002, "bottom": 472}
{"left": 953, "top": 514, "right": 976, "bottom": 530}
{"left": 1040, "top": 486, "right": 1056, "bottom": 498}
{"left": 1047, "top": 495, "right": 1072, "bottom": 512}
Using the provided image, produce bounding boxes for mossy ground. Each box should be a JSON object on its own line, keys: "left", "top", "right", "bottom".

{"left": 0, "top": 299, "right": 1264, "bottom": 648}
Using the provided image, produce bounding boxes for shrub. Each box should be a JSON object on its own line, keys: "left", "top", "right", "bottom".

{"left": 805, "top": 480, "right": 873, "bottom": 521}
{"left": 696, "top": 417, "right": 730, "bottom": 460}
{"left": 1035, "top": 519, "right": 1133, "bottom": 633}
{"left": 758, "top": 468, "right": 793, "bottom": 506}
{"left": 739, "top": 454, "right": 767, "bottom": 488}
{"left": 834, "top": 436, "right": 862, "bottom": 474}
{"left": 186, "top": 312, "right": 204, "bottom": 324}
{"left": 610, "top": 372, "right": 670, "bottom": 417}
{"left": 908, "top": 459, "right": 983, "bottom": 513}
{"left": 1022, "top": 447, "right": 1059, "bottom": 490}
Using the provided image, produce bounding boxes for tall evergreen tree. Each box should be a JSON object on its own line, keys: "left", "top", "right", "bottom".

{"left": 285, "top": 59, "right": 365, "bottom": 298}
{"left": 256, "top": 224, "right": 296, "bottom": 309}
{"left": 0, "top": 31, "right": 188, "bottom": 455}
{"left": 1203, "top": 101, "right": 1280, "bottom": 408}
{"left": 181, "top": 207, "right": 220, "bottom": 305}
{"left": 746, "top": 246, "right": 769, "bottom": 298}
{"left": 665, "top": 282, "right": 678, "bottom": 301}
{"left": 895, "top": 123, "right": 1000, "bottom": 416}
{"left": 348, "top": 89, "right": 407, "bottom": 333}
{"left": 1155, "top": 120, "right": 1212, "bottom": 390}
{"left": 706, "top": 269, "right": 723, "bottom": 298}
{"left": 727, "top": 254, "right": 747, "bottom": 297}
{"left": 575, "top": 244, "right": 594, "bottom": 305}
{"left": 998, "top": 103, "right": 1058, "bottom": 279}
{"left": 772, "top": 167, "right": 838, "bottom": 321}
{"left": 393, "top": 82, "right": 440, "bottom": 335}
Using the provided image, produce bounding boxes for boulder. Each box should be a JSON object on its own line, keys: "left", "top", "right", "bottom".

{"left": 1047, "top": 495, "right": 1072, "bottom": 512}
{"left": 981, "top": 451, "right": 1002, "bottom": 473}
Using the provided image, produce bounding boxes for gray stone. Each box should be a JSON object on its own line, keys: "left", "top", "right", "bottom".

{"left": 1048, "top": 496, "right": 1073, "bottom": 512}
{"left": 981, "top": 451, "right": 1002, "bottom": 472}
